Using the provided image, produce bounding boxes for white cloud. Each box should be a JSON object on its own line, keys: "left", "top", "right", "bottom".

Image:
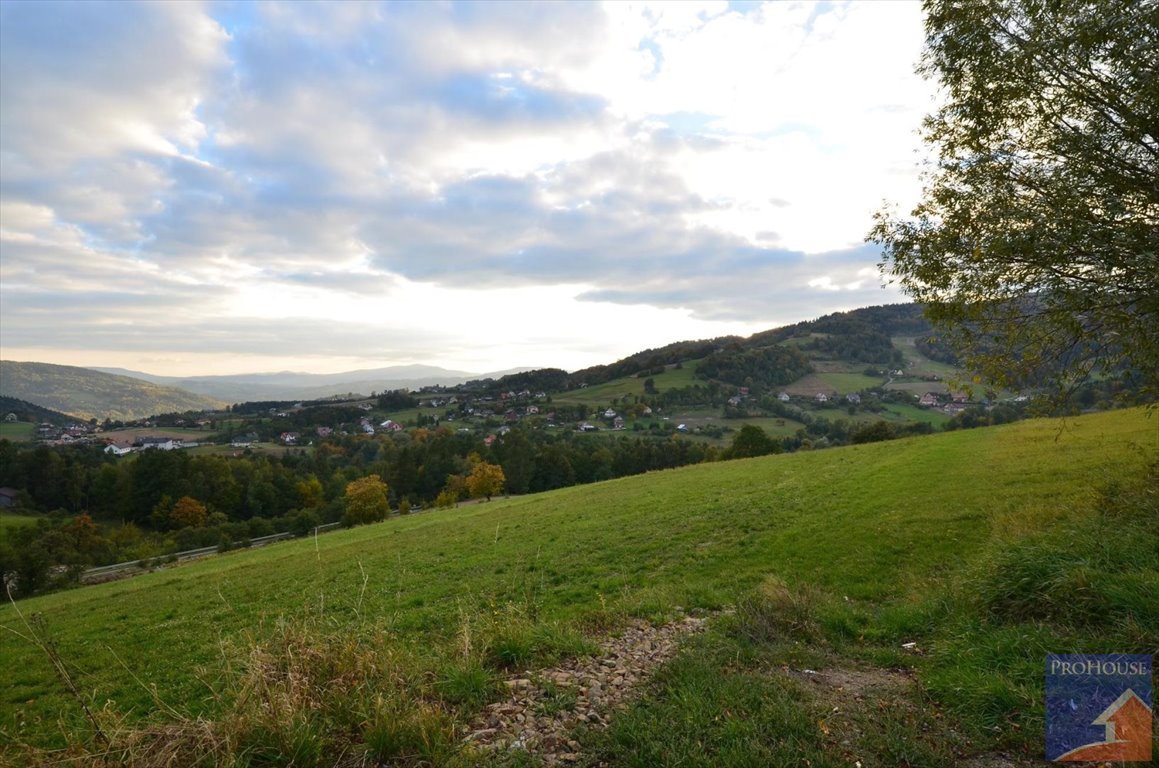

{"left": 0, "top": 0, "right": 930, "bottom": 376}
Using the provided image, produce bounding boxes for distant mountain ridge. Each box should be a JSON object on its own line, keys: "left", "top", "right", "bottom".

{"left": 0, "top": 361, "right": 226, "bottom": 422}
{"left": 92, "top": 364, "right": 533, "bottom": 402}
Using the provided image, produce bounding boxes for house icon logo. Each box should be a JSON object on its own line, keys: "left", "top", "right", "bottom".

{"left": 1046, "top": 654, "right": 1153, "bottom": 762}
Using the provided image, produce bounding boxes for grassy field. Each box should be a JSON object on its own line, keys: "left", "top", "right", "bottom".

{"left": 0, "top": 512, "right": 41, "bottom": 531}
{"left": 880, "top": 402, "right": 951, "bottom": 426}
{"left": 891, "top": 336, "right": 962, "bottom": 379}
{"left": 99, "top": 427, "right": 217, "bottom": 443}
{"left": 554, "top": 363, "right": 702, "bottom": 408}
{"left": 785, "top": 372, "right": 883, "bottom": 396}
{"left": 2, "top": 408, "right": 1155, "bottom": 765}
{"left": 0, "top": 422, "right": 36, "bottom": 442}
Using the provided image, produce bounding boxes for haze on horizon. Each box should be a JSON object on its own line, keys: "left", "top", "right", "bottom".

{"left": 0, "top": 0, "right": 934, "bottom": 379}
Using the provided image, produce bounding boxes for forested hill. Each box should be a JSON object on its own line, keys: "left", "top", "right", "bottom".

{"left": 0, "top": 361, "right": 225, "bottom": 422}
{"left": 476, "top": 303, "right": 935, "bottom": 394}
{"left": 0, "top": 396, "right": 83, "bottom": 425}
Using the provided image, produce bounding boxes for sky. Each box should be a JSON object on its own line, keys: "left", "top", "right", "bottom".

{"left": 0, "top": 0, "right": 936, "bottom": 377}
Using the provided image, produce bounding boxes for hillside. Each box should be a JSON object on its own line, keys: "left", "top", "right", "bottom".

{"left": 0, "top": 361, "right": 225, "bottom": 422}
{"left": 94, "top": 364, "right": 532, "bottom": 402}
{"left": 2, "top": 408, "right": 1155, "bottom": 764}
{"left": 0, "top": 395, "right": 83, "bottom": 425}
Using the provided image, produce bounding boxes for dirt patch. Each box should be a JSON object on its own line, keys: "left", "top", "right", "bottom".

{"left": 464, "top": 616, "right": 707, "bottom": 765}
{"left": 779, "top": 662, "right": 1040, "bottom": 768}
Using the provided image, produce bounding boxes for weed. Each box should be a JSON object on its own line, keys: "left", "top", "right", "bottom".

{"left": 731, "top": 576, "right": 823, "bottom": 644}
{"left": 362, "top": 697, "right": 457, "bottom": 765}
{"left": 533, "top": 678, "right": 578, "bottom": 717}
{"left": 434, "top": 659, "right": 500, "bottom": 711}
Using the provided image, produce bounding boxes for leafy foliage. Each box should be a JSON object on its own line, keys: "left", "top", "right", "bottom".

{"left": 726, "top": 425, "right": 781, "bottom": 459}
{"left": 466, "top": 461, "right": 506, "bottom": 501}
{"left": 342, "top": 474, "right": 390, "bottom": 526}
{"left": 696, "top": 344, "right": 813, "bottom": 390}
{"left": 870, "top": 0, "right": 1159, "bottom": 401}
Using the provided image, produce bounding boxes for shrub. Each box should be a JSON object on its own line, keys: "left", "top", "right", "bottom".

{"left": 732, "top": 576, "right": 822, "bottom": 644}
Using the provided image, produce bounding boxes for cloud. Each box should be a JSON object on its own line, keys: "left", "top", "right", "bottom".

{"left": 0, "top": 0, "right": 930, "bottom": 375}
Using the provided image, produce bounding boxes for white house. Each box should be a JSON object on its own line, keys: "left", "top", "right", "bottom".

{"left": 104, "top": 442, "right": 134, "bottom": 457}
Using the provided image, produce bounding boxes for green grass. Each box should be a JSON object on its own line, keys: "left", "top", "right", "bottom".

{"left": 891, "top": 336, "right": 963, "bottom": 378}
{"left": 881, "top": 403, "right": 951, "bottom": 426}
{"left": 0, "top": 512, "right": 41, "bottom": 531}
{"left": 0, "top": 422, "right": 36, "bottom": 441}
{"left": 885, "top": 379, "right": 948, "bottom": 395}
{"left": 787, "top": 372, "right": 883, "bottom": 396}
{"left": 1, "top": 408, "right": 1155, "bottom": 764}
{"left": 554, "top": 362, "right": 702, "bottom": 408}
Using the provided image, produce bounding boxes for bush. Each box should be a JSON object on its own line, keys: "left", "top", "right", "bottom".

{"left": 731, "top": 576, "right": 822, "bottom": 644}
{"left": 288, "top": 508, "right": 321, "bottom": 537}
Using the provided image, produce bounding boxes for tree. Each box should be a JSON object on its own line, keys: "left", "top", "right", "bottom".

{"left": 169, "top": 496, "right": 208, "bottom": 528}
{"left": 466, "top": 462, "right": 506, "bottom": 502}
{"left": 870, "top": 0, "right": 1159, "bottom": 403}
{"left": 727, "top": 424, "right": 780, "bottom": 459}
{"left": 295, "top": 475, "right": 325, "bottom": 509}
{"left": 343, "top": 474, "right": 390, "bottom": 526}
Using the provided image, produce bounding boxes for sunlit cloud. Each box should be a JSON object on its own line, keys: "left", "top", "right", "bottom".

{"left": 0, "top": 0, "right": 929, "bottom": 376}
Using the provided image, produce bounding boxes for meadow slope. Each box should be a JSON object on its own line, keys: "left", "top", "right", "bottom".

{"left": 1, "top": 407, "right": 1155, "bottom": 765}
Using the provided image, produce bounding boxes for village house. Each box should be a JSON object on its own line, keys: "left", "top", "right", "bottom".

{"left": 104, "top": 441, "right": 134, "bottom": 457}
{"left": 0, "top": 487, "right": 19, "bottom": 508}
{"left": 918, "top": 392, "right": 940, "bottom": 407}
{"left": 612, "top": 416, "right": 626, "bottom": 430}
{"left": 778, "top": 392, "right": 791, "bottom": 402}
{"left": 136, "top": 436, "right": 182, "bottom": 451}
{"left": 815, "top": 392, "right": 829, "bottom": 403}
{"left": 846, "top": 393, "right": 861, "bottom": 404}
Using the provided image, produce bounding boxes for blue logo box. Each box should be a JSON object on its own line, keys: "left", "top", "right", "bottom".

{"left": 1045, "top": 654, "right": 1152, "bottom": 762}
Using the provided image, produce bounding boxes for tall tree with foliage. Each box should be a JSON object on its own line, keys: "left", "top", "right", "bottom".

{"left": 342, "top": 474, "right": 390, "bottom": 526}
{"left": 467, "top": 461, "right": 506, "bottom": 502}
{"left": 870, "top": 0, "right": 1158, "bottom": 402}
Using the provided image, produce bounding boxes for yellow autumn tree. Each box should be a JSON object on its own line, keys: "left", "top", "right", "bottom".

{"left": 466, "top": 462, "right": 506, "bottom": 502}
{"left": 343, "top": 474, "right": 390, "bottom": 526}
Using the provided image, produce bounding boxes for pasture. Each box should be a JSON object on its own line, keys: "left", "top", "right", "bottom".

{"left": 2, "top": 407, "right": 1155, "bottom": 765}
